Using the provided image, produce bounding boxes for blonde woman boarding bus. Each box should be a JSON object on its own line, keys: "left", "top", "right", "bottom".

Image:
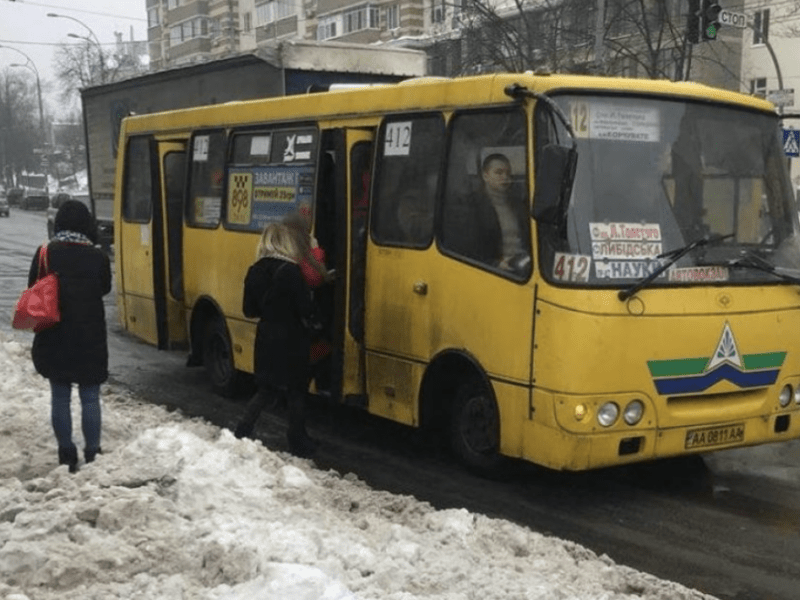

{"left": 234, "top": 221, "right": 318, "bottom": 457}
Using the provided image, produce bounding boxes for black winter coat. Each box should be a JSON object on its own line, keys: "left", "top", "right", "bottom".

{"left": 243, "top": 257, "right": 314, "bottom": 390}
{"left": 448, "top": 188, "right": 530, "bottom": 266}
{"left": 28, "top": 241, "right": 112, "bottom": 385}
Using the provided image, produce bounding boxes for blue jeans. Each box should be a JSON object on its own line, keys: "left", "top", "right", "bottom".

{"left": 50, "top": 381, "right": 102, "bottom": 452}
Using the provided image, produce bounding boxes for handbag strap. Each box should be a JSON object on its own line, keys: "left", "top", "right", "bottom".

{"left": 38, "top": 245, "right": 49, "bottom": 278}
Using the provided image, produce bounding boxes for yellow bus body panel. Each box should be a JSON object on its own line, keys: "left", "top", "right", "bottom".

{"left": 364, "top": 244, "right": 535, "bottom": 427}
{"left": 182, "top": 226, "right": 259, "bottom": 372}
{"left": 522, "top": 283, "right": 800, "bottom": 469}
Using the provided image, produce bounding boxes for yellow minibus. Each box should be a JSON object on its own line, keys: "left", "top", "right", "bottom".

{"left": 114, "top": 72, "right": 800, "bottom": 474}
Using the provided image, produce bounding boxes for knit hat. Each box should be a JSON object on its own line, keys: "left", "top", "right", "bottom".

{"left": 54, "top": 199, "right": 98, "bottom": 243}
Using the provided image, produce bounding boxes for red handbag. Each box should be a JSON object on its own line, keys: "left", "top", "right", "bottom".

{"left": 12, "top": 245, "right": 61, "bottom": 333}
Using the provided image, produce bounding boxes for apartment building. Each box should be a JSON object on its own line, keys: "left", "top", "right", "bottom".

{"left": 146, "top": 0, "right": 432, "bottom": 68}
{"left": 146, "top": 0, "right": 243, "bottom": 69}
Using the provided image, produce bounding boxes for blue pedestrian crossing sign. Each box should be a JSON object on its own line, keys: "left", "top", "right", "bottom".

{"left": 784, "top": 129, "right": 800, "bottom": 157}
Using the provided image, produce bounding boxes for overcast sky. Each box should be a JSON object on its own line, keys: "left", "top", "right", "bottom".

{"left": 0, "top": 0, "right": 146, "bottom": 110}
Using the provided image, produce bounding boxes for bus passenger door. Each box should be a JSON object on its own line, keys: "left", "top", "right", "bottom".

{"left": 361, "top": 114, "right": 445, "bottom": 427}
{"left": 117, "top": 137, "right": 186, "bottom": 349}
{"left": 333, "top": 129, "right": 374, "bottom": 403}
{"left": 158, "top": 142, "right": 188, "bottom": 349}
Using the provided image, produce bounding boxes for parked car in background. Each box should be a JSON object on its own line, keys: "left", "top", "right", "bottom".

{"left": 0, "top": 194, "right": 9, "bottom": 217}
{"left": 7, "top": 187, "right": 24, "bottom": 207}
{"left": 21, "top": 188, "right": 49, "bottom": 211}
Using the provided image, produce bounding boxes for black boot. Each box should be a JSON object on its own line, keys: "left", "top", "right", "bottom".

{"left": 234, "top": 422, "right": 253, "bottom": 440}
{"left": 84, "top": 447, "right": 102, "bottom": 464}
{"left": 58, "top": 447, "right": 78, "bottom": 473}
{"left": 287, "top": 392, "right": 318, "bottom": 458}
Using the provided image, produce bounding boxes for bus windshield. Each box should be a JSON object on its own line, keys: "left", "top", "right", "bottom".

{"left": 538, "top": 94, "right": 800, "bottom": 287}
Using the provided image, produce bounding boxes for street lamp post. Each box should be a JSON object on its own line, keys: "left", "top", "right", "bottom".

{"left": 47, "top": 12, "right": 107, "bottom": 84}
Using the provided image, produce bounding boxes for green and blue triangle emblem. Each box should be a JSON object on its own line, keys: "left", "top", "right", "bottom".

{"left": 648, "top": 323, "right": 785, "bottom": 395}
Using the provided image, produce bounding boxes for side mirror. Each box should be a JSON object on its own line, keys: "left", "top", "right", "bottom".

{"left": 532, "top": 144, "right": 577, "bottom": 225}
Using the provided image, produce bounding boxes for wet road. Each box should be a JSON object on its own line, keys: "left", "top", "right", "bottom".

{"left": 2, "top": 208, "right": 800, "bottom": 599}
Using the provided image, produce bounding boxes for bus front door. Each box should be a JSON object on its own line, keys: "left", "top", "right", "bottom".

{"left": 118, "top": 138, "right": 187, "bottom": 350}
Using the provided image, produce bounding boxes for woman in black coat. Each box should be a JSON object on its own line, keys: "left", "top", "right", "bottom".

{"left": 28, "top": 200, "right": 112, "bottom": 472}
{"left": 234, "top": 221, "right": 318, "bottom": 457}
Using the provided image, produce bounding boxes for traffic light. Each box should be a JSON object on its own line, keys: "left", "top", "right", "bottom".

{"left": 701, "top": 0, "right": 722, "bottom": 41}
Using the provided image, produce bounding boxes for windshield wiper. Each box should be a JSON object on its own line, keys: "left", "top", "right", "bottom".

{"left": 618, "top": 233, "right": 734, "bottom": 301}
{"left": 727, "top": 253, "right": 800, "bottom": 286}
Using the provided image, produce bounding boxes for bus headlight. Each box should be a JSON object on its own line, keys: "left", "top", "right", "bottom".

{"left": 597, "top": 402, "right": 619, "bottom": 427}
{"left": 623, "top": 400, "right": 644, "bottom": 425}
{"left": 779, "top": 385, "right": 792, "bottom": 408}
{"left": 794, "top": 386, "right": 800, "bottom": 405}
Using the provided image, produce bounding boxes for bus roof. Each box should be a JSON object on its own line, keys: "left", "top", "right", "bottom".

{"left": 122, "top": 72, "right": 778, "bottom": 134}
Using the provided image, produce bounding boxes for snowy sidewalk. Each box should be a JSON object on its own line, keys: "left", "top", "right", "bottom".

{"left": 0, "top": 332, "right": 716, "bottom": 600}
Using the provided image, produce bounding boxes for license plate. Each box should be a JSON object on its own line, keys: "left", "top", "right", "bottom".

{"left": 685, "top": 423, "right": 745, "bottom": 450}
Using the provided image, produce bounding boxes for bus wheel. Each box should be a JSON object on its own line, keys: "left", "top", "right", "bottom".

{"left": 202, "top": 318, "right": 238, "bottom": 398}
{"left": 449, "top": 379, "right": 505, "bottom": 477}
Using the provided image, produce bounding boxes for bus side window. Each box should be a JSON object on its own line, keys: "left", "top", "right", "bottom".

{"left": 372, "top": 114, "right": 444, "bottom": 247}
{"left": 440, "top": 109, "right": 531, "bottom": 278}
{"left": 122, "top": 136, "right": 153, "bottom": 223}
{"left": 186, "top": 130, "right": 226, "bottom": 228}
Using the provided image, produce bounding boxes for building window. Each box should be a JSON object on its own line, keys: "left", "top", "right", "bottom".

{"left": 750, "top": 77, "right": 767, "bottom": 98}
{"left": 432, "top": 1, "right": 445, "bottom": 24}
{"left": 166, "top": 0, "right": 179, "bottom": 9}
{"left": 275, "top": 1, "right": 294, "bottom": 21}
{"left": 170, "top": 17, "right": 211, "bottom": 45}
{"left": 243, "top": 12, "right": 252, "bottom": 33}
{"left": 386, "top": 4, "right": 399, "bottom": 30}
{"left": 753, "top": 9, "right": 769, "bottom": 45}
{"left": 317, "top": 17, "right": 338, "bottom": 39}
{"left": 343, "top": 5, "right": 379, "bottom": 34}
{"left": 148, "top": 7, "right": 160, "bottom": 28}
{"left": 256, "top": 0, "right": 295, "bottom": 26}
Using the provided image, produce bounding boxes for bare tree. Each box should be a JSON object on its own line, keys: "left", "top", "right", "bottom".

{"left": 53, "top": 42, "right": 98, "bottom": 103}
{"left": 53, "top": 38, "right": 148, "bottom": 104}
{"left": 429, "top": 0, "right": 693, "bottom": 80}
{"left": 451, "top": 0, "right": 595, "bottom": 74}
{"left": 0, "top": 72, "right": 44, "bottom": 187}
{"left": 602, "top": 0, "right": 689, "bottom": 80}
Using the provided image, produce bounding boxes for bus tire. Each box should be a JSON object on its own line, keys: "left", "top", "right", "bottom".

{"left": 202, "top": 317, "right": 239, "bottom": 398}
{"left": 449, "top": 379, "right": 506, "bottom": 478}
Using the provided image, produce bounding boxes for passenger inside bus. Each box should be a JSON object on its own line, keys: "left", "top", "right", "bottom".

{"left": 448, "top": 152, "right": 530, "bottom": 272}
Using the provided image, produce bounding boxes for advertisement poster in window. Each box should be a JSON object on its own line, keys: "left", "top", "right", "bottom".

{"left": 226, "top": 165, "right": 315, "bottom": 230}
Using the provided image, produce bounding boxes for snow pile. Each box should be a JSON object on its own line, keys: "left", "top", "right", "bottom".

{"left": 0, "top": 331, "right": 717, "bottom": 600}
